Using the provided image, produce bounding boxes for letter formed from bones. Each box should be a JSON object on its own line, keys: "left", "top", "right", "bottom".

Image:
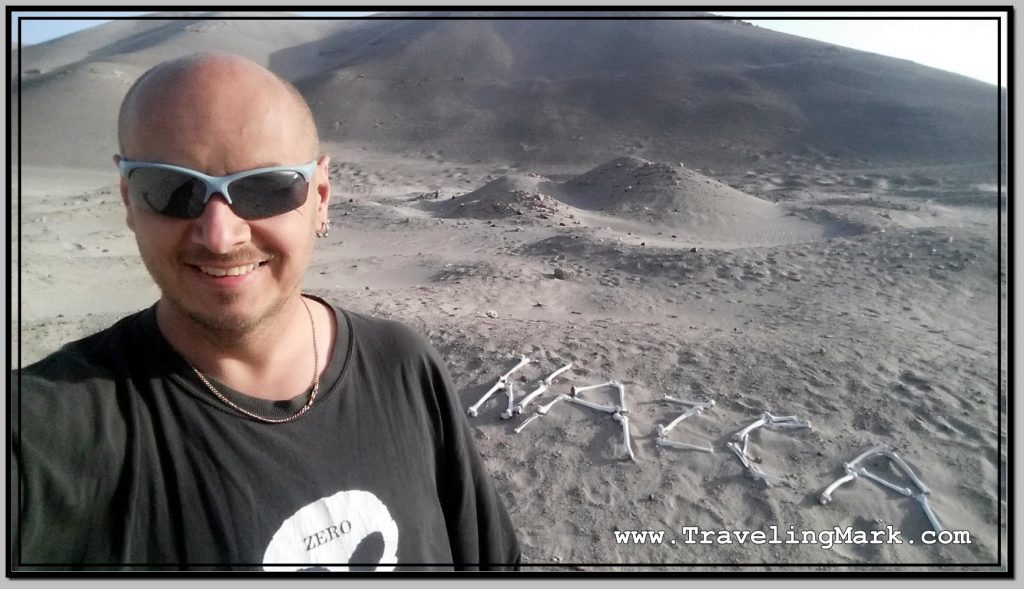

{"left": 467, "top": 355, "right": 530, "bottom": 417}
{"left": 655, "top": 395, "right": 716, "bottom": 453}
{"left": 819, "top": 445, "right": 943, "bottom": 533}
{"left": 515, "top": 379, "right": 636, "bottom": 462}
{"left": 728, "top": 412, "right": 811, "bottom": 486}
{"left": 512, "top": 362, "right": 572, "bottom": 416}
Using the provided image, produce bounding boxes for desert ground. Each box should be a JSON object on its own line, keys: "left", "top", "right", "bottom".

{"left": 13, "top": 139, "right": 1007, "bottom": 570}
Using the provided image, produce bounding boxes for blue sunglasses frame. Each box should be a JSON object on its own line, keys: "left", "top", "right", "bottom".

{"left": 117, "top": 158, "right": 319, "bottom": 219}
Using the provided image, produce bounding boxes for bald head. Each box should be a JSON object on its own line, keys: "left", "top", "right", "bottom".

{"left": 118, "top": 52, "right": 320, "bottom": 166}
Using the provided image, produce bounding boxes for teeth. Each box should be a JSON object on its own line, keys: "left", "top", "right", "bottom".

{"left": 199, "top": 263, "right": 260, "bottom": 277}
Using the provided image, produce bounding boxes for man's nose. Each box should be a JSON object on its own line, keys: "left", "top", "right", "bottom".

{"left": 191, "top": 194, "right": 250, "bottom": 253}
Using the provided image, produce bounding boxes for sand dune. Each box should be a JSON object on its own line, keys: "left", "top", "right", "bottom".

{"left": 423, "top": 156, "right": 865, "bottom": 246}
{"left": 15, "top": 12, "right": 1001, "bottom": 174}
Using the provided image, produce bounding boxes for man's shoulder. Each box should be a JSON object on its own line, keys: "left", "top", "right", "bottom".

{"left": 327, "top": 303, "right": 437, "bottom": 363}
{"left": 17, "top": 308, "right": 154, "bottom": 383}
{"left": 343, "top": 308, "right": 430, "bottom": 349}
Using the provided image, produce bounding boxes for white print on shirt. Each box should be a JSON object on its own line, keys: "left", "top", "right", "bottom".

{"left": 262, "top": 489, "right": 399, "bottom": 572}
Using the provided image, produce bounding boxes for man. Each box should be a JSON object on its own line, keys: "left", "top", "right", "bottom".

{"left": 13, "top": 52, "right": 520, "bottom": 571}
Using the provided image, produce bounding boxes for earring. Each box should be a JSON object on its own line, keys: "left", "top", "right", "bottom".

{"left": 316, "top": 218, "right": 331, "bottom": 239}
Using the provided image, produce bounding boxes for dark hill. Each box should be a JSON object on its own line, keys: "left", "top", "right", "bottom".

{"left": 15, "top": 12, "right": 1000, "bottom": 172}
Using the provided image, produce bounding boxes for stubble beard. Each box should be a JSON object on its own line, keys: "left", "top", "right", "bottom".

{"left": 162, "top": 286, "right": 293, "bottom": 347}
{"left": 142, "top": 242, "right": 294, "bottom": 346}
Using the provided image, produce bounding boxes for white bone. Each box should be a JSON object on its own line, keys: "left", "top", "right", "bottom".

{"left": 819, "top": 473, "right": 858, "bottom": 505}
{"left": 467, "top": 355, "right": 530, "bottom": 417}
{"left": 499, "top": 382, "right": 517, "bottom": 420}
{"left": 819, "top": 445, "right": 942, "bottom": 532}
{"left": 846, "top": 445, "right": 889, "bottom": 469}
{"left": 917, "top": 494, "right": 944, "bottom": 533}
{"left": 513, "top": 363, "right": 572, "bottom": 414}
{"left": 763, "top": 413, "right": 811, "bottom": 430}
{"left": 765, "top": 420, "right": 811, "bottom": 430}
{"left": 859, "top": 468, "right": 914, "bottom": 497}
{"left": 882, "top": 448, "right": 931, "bottom": 494}
{"left": 820, "top": 446, "right": 891, "bottom": 504}
{"left": 657, "top": 405, "right": 706, "bottom": 437}
{"left": 566, "top": 396, "right": 618, "bottom": 414}
{"left": 537, "top": 394, "right": 571, "bottom": 415}
{"left": 733, "top": 417, "right": 767, "bottom": 440}
{"left": 727, "top": 440, "right": 782, "bottom": 484}
{"left": 502, "top": 355, "right": 532, "bottom": 380}
{"left": 571, "top": 380, "right": 616, "bottom": 397}
{"left": 543, "top": 363, "right": 573, "bottom": 385}
{"left": 749, "top": 465, "right": 783, "bottom": 485}
{"left": 727, "top": 441, "right": 751, "bottom": 467}
{"left": 513, "top": 413, "right": 541, "bottom": 434}
{"left": 613, "top": 412, "right": 636, "bottom": 461}
{"left": 513, "top": 382, "right": 548, "bottom": 415}
{"left": 656, "top": 438, "right": 714, "bottom": 453}
{"left": 663, "top": 395, "right": 716, "bottom": 410}
{"left": 763, "top": 412, "right": 799, "bottom": 422}
{"left": 879, "top": 449, "right": 941, "bottom": 532}
{"left": 468, "top": 381, "right": 506, "bottom": 417}
{"left": 613, "top": 381, "right": 627, "bottom": 413}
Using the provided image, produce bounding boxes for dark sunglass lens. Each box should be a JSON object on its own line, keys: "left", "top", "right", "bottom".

{"left": 229, "top": 171, "right": 309, "bottom": 219}
{"left": 127, "top": 167, "right": 205, "bottom": 219}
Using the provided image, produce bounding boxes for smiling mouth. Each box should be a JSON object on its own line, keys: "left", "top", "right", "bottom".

{"left": 196, "top": 261, "right": 266, "bottom": 277}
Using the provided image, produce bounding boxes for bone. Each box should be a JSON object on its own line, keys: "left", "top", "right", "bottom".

{"left": 727, "top": 441, "right": 782, "bottom": 485}
{"left": 727, "top": 441, "right": 751, "bottom": 468}
{"left": 655, "top": 437, "right": 714, "bottom": 453}
{"left": 882, "top": 448, "right": 931, "bottom": 494}
{"left": 917, "top": 495, "right": 944, "bottom": 533}
{"left": 612, "top": 381, "right": 627, "bottom": 413}
{"left": 513, "top": 413, "right": 541, "bottom": 434}
{"left": 571, "top": 380, "right": 616, "bottom": 397}
{"left": 657, "top": 404, "right": 707, "bottom": 437}
{"left": 763, "top": 412, "right": 799, "bottom": 422}
{"left": 663, "top": 395, "right": 716, "bottom": 410}
{"left": 819, "top": 446, "right": 890, "bottom": 504}
{"left": 512, "top": 382, "right": 548, "bottom": 416}
{"left": 819, "top": 445, "right": 943, "bottom": 532}
{"left": 819, "top": 472, "right": 859, "bottom": 505}
{"left": 566, "top": 396, "right": 618, "bottom": 414}
{"left": 613, "top": 412, "right": 636, "bottom": 461}
{"left": 537, "top": 393, "right": 571, "bottom": 415}
{"left": 467, "top": 355, "right": 530, "bottom": 417}
{"left": 499, "top": 381, "right": 517, "bottom": 420}
{"left": 733, "top": 417, "right": 767, "bottom": 440}
{"left": 763, "top": 413, "right": 811, "bottom": 430}
{"left": 543, "top": 363, "right": 573, "bottom": 385}
{"left": 764, "top": 419, "right": 811, "bottom": 430}
{"left": 748, "top": 464, "right": 783, "bottom": 485}
{"left": 846, "top": 445, "right": 890, "bottom": 469}
{"left": 468, "top": 380, "right": 506, "bottom": 417}
{"left": 513, "top": 363, "right": 572, "bottom": 414}
{"left": 501, "top": 355, "right": 532, "bottom": 381}
{"left": 859, "top": 468, "right": 914, "bottom": 497}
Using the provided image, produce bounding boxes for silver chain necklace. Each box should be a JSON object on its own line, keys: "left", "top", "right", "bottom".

{"left": 190, "top": 297, "right": 320, "bottom": 424}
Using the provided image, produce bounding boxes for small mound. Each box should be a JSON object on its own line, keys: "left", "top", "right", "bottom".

{"left": 560, "top": 156, "right": 780, "bottom": 229}
{"left": 435, "top": 174, "right": 564, "bottom": 220}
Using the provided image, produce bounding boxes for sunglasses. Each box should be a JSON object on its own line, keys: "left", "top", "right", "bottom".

{"left": 117, "top": 158, "right": 318, "bottom": 220}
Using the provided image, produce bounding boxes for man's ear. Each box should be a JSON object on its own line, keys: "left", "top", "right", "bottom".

{"left": 120, "top": 178, "right": 136, "bottom": 232}
{"left": 316, "top": 154, "right": 331, "bottom": 217}
{"left": 114, "top": 155, "right": 136, "bottom": 232}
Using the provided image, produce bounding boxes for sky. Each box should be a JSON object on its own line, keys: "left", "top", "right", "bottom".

{"left": 10, "top": 10, "right": 1007, "bottom": 86}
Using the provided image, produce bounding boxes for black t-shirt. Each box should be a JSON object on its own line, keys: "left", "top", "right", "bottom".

{"left": 12, "top": 298, "right": 520, "bottom": 571}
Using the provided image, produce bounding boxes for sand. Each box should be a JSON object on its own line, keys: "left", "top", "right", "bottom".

{"left": 13, "top": 143, "right": 1007, "bottom": 571}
